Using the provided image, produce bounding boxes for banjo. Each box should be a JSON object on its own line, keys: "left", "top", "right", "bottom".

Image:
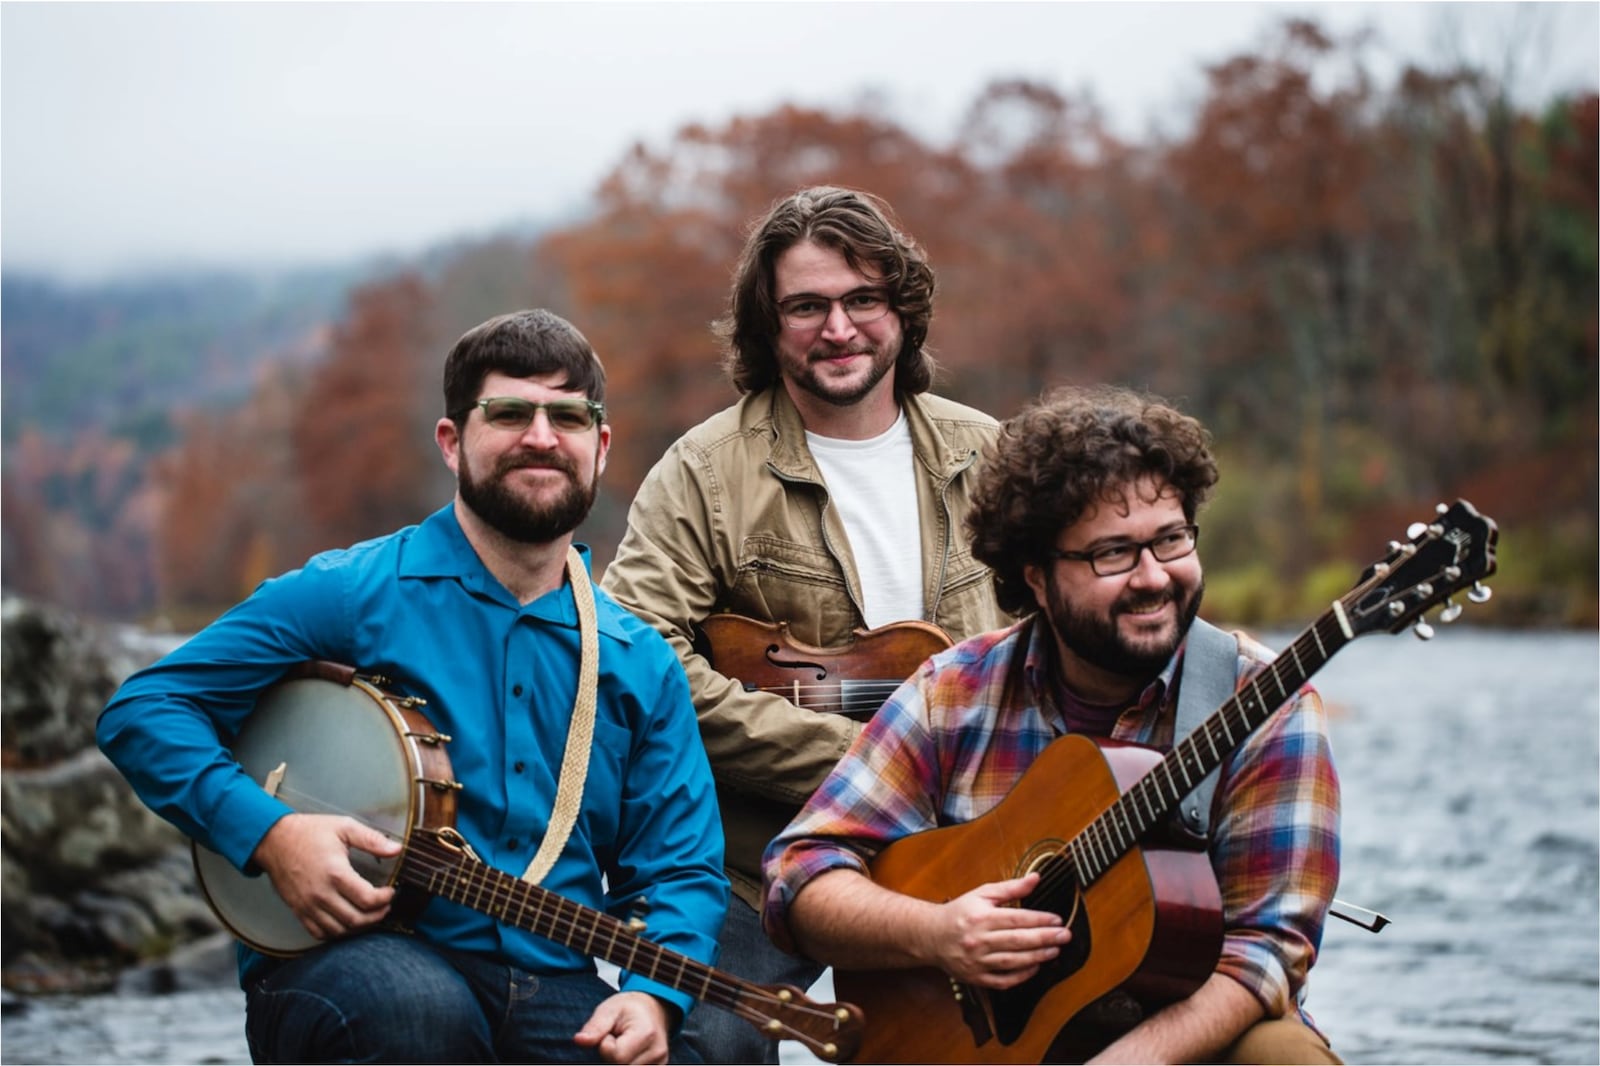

{"left": 192, "top": 661, "right": 864, "bottom": 1063}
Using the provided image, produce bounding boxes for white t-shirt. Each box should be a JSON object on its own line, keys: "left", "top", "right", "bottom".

{"left": 805, "top": 411, "right": 925, "bottom": 629}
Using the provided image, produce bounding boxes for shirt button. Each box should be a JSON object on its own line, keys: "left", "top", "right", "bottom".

{"left": 513, "top": 761, "right": 526, "bottom": 774}
{"left": 507, "top": 839, "right": 519, "bottom": 850}
{"left": 513, "top": 684, "right": 524, "bottom": 697}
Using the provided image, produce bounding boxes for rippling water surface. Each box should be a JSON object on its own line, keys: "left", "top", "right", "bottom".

{"left": 3, "top": 629, "right": 1595, "bottom": 1065}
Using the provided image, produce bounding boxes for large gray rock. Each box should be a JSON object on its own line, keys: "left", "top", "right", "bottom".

{"left": 2, "top": 597, "right": 224, "bottom": 993}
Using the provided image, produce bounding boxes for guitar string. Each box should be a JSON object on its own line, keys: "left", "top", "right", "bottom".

{"left": 1022, "top": 610, "right": 1350, "bottom": 907}
{"left": 246, "top": 787, "right": 847, "bottom": 1050}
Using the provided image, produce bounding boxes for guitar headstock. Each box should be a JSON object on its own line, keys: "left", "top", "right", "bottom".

{"left": 1340, "top": 499, "right": 1498, "bottom": 640}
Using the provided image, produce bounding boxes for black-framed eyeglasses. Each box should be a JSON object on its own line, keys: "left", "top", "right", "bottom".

{"left": 1048, "top": 525, "right": 1200, "bottom": 577}
{"left": 459, "top": 397, "right": 605, "bottom": 434}
{"left": 777, "top": 288, "right": 892, "bottom": 330}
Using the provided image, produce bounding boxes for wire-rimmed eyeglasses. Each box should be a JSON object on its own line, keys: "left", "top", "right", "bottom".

{"left": 777, "top": 288, "right": 892, "bottom": 330}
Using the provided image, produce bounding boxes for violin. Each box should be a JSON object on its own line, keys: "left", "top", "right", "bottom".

{"left": 695, "top": 613, "right": 952, "bottom": 720}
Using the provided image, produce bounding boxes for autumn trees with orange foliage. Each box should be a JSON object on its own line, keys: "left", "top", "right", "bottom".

{"left": 6, "top": 19, "right": 1594, "bottom": 626}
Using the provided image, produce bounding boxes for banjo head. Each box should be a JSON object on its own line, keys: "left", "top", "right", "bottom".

{"left": 193, "top": 675, "right": 423, "bottom": 956}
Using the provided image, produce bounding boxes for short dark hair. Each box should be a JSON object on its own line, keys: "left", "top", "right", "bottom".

{"left": 967, "top": 385, "right": 1219, "bottom": 615}
{"left": 716, "top": 185, "right": 936, "bottom": 395}
{"left": 442, "top": 309, "right": 606, "bottom": 428}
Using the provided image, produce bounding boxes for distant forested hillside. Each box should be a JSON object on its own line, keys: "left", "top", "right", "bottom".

{"left": 1, "top": 267, "right": 366, "bottom": 614}
{"left": 2, "top": 269, "right": 362, "bottom": 448}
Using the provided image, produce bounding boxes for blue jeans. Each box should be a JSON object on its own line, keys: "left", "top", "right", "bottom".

{"left": 681, "top": 897, "right": 823, "bottom": 1065}
{"left": 244, "top": 932, "right": 701, "bottom": 1064}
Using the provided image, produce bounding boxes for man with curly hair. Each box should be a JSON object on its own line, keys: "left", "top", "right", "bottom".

{"left": 761, "top": 385, "right": 1342, "bottom": 1063}
{"left": 603, "top": 186, "right": 1006, "bottom": 1063}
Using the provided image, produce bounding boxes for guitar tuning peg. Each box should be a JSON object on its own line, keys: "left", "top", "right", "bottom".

{"left": 1468, "top": 582, "right": 1493, "bottom": 604}
{"left": 1436, "top": 502, "right": 1450, "bottom": 515}
{"left": 1406, "top": 523, "right": 1428, "bottom": 539}
{"left": 1439, "top": 600, "right": 1464, "bottom": 624}
{"left": 1413, "top": 620, "right": 1435, "bottom": 641}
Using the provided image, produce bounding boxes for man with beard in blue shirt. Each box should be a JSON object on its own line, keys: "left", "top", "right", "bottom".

{"left": 99, "top": 309, "right": 727, "bottom": 1064}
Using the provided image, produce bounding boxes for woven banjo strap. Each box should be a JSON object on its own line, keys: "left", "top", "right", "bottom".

{"left": 520, "top": 546, "right": 600, "bottom": 886}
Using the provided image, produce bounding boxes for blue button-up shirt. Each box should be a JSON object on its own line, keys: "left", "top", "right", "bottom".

{"left": 98, "top": 504, "right": 728, "bottom": 1017}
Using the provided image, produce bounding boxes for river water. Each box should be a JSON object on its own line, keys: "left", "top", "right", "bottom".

{"left": 3, "top": 628, "right": 1596, "bottom": 1065}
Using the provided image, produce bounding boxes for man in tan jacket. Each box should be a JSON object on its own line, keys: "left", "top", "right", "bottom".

{"left": 602, "top": 186, "right": 1008, "bottom": 1063}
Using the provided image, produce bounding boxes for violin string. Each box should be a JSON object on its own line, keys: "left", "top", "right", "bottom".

{"left": 743, "top": 680, "right": 904, "bottom": 714}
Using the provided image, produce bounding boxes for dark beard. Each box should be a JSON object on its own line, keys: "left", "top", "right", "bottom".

{"left": 795, "top": 341, "right": 898, "bottom": 407}
{"left": 458, "top": 447, "right": 596, "bottom": 544}
{"left": 1044, "top": 572, "right": 1205, "bottom": 680}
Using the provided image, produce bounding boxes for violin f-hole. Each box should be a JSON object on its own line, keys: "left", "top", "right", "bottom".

{"left": 764, "top": 644, "right": 828, "bottom": 681}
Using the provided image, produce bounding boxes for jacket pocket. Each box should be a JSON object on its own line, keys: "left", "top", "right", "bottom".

{"left": 728, "top": 535, "right": 855, "bottom": 643}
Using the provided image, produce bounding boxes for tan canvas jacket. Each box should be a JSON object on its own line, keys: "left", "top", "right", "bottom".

{"left": 601, "top": 386, "right": 1008, "bottom": 906}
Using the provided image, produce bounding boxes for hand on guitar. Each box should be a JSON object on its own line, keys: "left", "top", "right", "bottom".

{"left": 930, "top": 871, "right": 1073, "bottom": 990}
{"left": 252, "top": 812, "right": 403, "bottom": 941}
{"left": 573, "top": 991, "right": 673, "bottom": 1065}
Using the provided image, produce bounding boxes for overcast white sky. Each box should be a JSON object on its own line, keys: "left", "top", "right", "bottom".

{"left": 3, "top": 2, "right": 1595, "bottom": 282}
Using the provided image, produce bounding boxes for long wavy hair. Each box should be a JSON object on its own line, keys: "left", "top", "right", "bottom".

{"left": 967, "top": 385, "right": 1219, "bottom": 616}
{"left": 716, "top": 185, "right": 936, "bottom": 396}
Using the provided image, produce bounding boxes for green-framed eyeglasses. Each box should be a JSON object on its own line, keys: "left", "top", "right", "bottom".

{"left": 461, "top": 397, "right": 605, "bottom": 434}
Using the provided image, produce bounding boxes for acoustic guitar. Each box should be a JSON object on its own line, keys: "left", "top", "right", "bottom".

{"left": 832, "top": 500, "right": 1498, "bottom": 1063}
{"left": 191, "top": 661, "right": 864, "bottom": 1063}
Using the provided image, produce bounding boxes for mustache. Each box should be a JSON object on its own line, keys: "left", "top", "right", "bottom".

{"left": 1114, "top": 587, "right": 1180, "bottom": 615}
{"left": 496, "top": 451, "right": 577, "bottom": 477}
{"left": 808, "top": 342, "right": 877, "bottom": 360}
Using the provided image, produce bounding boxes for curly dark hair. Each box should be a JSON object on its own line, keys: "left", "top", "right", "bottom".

{"left": 442, "top": 309, "right": 606, "bottom": 429}
{"left": 967, "top": 385, "right": 1219, "bottom": 616}
{"left": 715, "top": 185, "right": 936, "bottom": 395}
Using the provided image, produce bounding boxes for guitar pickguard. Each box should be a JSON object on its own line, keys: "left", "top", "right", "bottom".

{"left": 956, "top": 874, "right": 1095, "bottom": 1048}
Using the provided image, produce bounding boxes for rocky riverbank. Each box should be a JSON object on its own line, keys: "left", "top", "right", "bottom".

{"left": 1, "top": 596, "right": 228, "bottom": 997}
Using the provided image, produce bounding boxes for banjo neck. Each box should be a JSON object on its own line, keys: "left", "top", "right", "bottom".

{"left": 404, "top": 827, "right": 737, "bottom": 1008}
{"left": 402, "top": 825, "right": 863, "bottom": 1060}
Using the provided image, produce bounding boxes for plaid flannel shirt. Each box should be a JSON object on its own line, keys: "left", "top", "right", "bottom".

{"left": 761, "top": 614, "right": 1340, "bottom": 1018}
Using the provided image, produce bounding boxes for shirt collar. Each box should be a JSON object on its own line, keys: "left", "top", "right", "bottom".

{"left": 398, "top": 504, "right": 633, "bottom": 644}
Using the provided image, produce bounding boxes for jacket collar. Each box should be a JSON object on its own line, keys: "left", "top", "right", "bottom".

{"left": 760, "top": 385, "right": 969, "bottom": 481}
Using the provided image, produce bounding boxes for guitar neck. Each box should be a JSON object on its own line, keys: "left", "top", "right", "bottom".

{"left": 401, "top": 832, "right": 745, "bottom": 1013}
{"left": 1069, "top": 609, "right": 1352, "bottom": 884}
